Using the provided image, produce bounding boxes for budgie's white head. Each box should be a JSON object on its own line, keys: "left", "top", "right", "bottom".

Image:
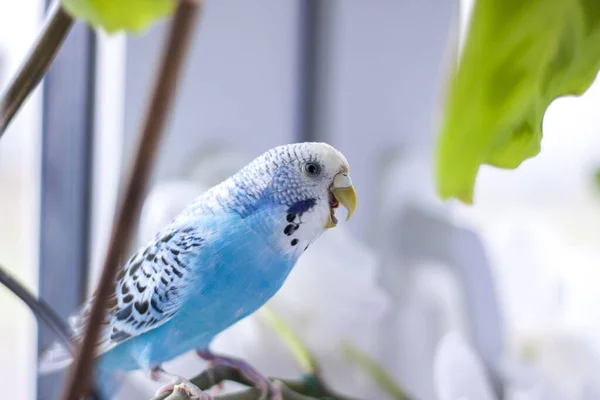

{"left": 204, "top": 142, "right": 356, "bottom": 253}
{"left": 261, "top": 142, "right": 355, "bottom": 223}
{"left": 259, "top": 142, "right": 357, "bottom": 252}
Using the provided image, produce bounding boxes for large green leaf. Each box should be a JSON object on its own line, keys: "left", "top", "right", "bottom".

{"left": 60, "top": 0, "right": 176, "bottom": 33}
{"left": 436, "top": 0, "right": 600, "bottom": 203}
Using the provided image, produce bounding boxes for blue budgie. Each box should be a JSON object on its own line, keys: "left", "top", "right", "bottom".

{"left": 39, "top": 142, "right": 357, "bottom": 399}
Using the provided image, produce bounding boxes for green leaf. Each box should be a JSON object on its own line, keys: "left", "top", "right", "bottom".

{"left": 436, "top": 0, "right": 600, "bottom": 203}
{"left": 594, "top": 168, "right": 600, "bottom": 193}
{"left": 60, "top": 0, "right": 176, "bottom": 33}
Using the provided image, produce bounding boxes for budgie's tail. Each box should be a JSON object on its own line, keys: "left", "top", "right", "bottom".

{"left": 38, "top": 342, "right": 73, "bottom": 374}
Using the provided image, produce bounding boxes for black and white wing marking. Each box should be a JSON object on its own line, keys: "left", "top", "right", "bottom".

{"left": 74, "top": 226, "right": 205, "bottom": 354}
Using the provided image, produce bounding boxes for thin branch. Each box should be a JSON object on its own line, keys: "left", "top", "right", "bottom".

{"left": 149, "top": 365, "right": 363, "bottom": 400}
{"left": 149, "top": 366, "right": 323, "bottom": 400}
{"left": 0, "top": 264, "right": 102, "bottom": 400}
{"left": 154, "top": 384, "right": 315, "bottom": 400}
{"left": 0, "top": 1, "right": 73, "bottom": 136}
{"left": 59, "top": 1, "right": 204, "bottom": 399}
{"left": 0, "top": 264, "right": 74, "bottom": 353}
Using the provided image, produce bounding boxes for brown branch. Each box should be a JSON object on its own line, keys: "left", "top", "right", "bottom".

{"left": 148, "top": 366, "right": 361, "bottom": 400}
{"left": 157, "top": 386, "right": 314, "bottom": 400}
{"left": 0, "top": 1, "right": 73, "bottom": 136}
{"left": 0, "top": 264, "right": 103, "bottom": 399}
{"left": 153, "top": 385, "right": 314, "bottom": 400}
{"left": 0, "top": 264, "right": 74, "bottom": 353}
{"left": 59, "top": 1, "right": 204, "bottom": 399}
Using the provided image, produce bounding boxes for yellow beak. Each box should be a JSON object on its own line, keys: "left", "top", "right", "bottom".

{"left": 326, "top": 173, "right": 357, "bottom": 229}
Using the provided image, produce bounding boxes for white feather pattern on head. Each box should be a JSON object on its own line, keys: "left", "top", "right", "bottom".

{"left": 189, "top": 142, "right": 350, "bottom": 216}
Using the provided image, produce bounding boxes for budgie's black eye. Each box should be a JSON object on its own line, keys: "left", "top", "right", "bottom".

{"left": 304, "top": 162, "right": 321, "bottom": 177}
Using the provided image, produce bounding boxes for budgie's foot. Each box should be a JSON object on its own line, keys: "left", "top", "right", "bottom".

{"left": 150, "top": 366, "right": 213, "bottom": 400}
{"left": 196, "top": 349, "right": 282, "bottom": 400}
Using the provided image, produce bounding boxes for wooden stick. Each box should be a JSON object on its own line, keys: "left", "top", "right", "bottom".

{"left": 59, "top": 1, "right": 203, "bottom": 398}
{"left": 0, "top": 1, "right": 73, "bottom": 136}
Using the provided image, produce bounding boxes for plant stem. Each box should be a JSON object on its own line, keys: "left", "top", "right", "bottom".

{"left": 59, "top": 1, "right": 203, "bottom": 399}
{"left": 150, "top": 365, "right": 319, "bottom": 400}
{"left": 148, "top": 365, "right": 362, "bottom": 400}
{"left": 0, "top": 264, "right": 74, "bottom": 353}
{"left": 259, "top": 307, "right": 320, "bottom": 375}
{"left": 0, "top": 1, "right": 73, "bottom": 136}
{"left": 341, "top": 343, "right": 410, "bottom": 400}
{"left": 0, "top": 264, "right": 103, "bottom": 399}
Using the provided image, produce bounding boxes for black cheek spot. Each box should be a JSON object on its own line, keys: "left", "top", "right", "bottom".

{"left": 288, "top": 199, "right": 317, "bottom": 215}
{"left": 291, "top": 239, "right": 299, "bottom": 246}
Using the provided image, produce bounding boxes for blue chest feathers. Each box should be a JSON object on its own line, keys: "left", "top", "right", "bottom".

{"left": 178, "top": 207, "right": 297, "bottom": 337}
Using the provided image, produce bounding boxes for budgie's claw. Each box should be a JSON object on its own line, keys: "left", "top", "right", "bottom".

{"left": 197, "top": 350, "right": 282, "bottom": 400}
{"left": 155, "top": 381, "right": 213, "bottom": 400}
{"left": 151, "top": 366, "right": 213, "bottom": 400}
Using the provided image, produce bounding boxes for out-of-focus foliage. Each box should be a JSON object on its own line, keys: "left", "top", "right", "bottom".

{"left": 259, "top": 307, "right": 319, "bottom": 375}
{"left": 342, "top": 343, "right": 409, "bottom": 400}
{"left": 60, "top": 0, "right": 175, "bottom": 33}
{"left": 594, "top": 168, "right": 600, "bottom": 193}
{"left": 436, "top": 0, "right": 600, "bottom": 203}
